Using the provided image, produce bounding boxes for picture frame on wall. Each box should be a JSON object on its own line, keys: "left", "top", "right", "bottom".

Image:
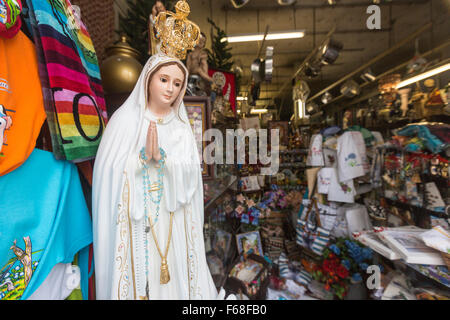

{"left": 268, "top": 121, "right": 289, "bottom": 147}
{"left": 183, "top": 96, "right": 213, "bottom": 180}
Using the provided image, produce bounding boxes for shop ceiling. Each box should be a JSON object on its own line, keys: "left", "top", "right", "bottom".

{"left": 187, "top": 0, "right": 450, "bottom": 116}
{"left": 114, "top": 0, "right": 449, "bottom": 116}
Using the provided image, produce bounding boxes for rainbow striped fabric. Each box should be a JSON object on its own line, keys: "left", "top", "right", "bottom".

{"left": 26, "top": 0, "right": 107, "bottom": 161}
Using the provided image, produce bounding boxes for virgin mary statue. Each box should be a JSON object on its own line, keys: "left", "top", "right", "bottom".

{"left": 92, "top": 52, "right": 226, "bottom": 300}
{"left": 92, "top": 1, "right": 229, "bottom": 300}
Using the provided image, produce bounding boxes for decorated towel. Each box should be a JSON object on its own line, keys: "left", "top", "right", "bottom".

{"left": 26, "top": 0, "right": 107, "bottom": 161}
{"left": 0, "top": 148, "right": 92, "bottom": 300}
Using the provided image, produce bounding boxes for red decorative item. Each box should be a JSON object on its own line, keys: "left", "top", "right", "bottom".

{"left": 208, "top": 68, "right": 236, "bottom": 113}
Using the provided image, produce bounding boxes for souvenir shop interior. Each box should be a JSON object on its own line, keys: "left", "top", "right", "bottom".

{"left": 1, "top": 0, "right": 450, "bottom": 301}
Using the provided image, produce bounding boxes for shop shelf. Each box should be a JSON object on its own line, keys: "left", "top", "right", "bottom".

{"left": 383, "top": 197, "right": 447, "bottom": 219}
{"left": 376, "top": 252, "right": 450, "bottom": 291}
{"left": 279, "top": 149, "right": 309, "bottom": 154}
{"left": 279, "top": 162, "right": 307, "bottom": 168}
{"left": 404, "top": 262, "right": 450, "bottom": 289}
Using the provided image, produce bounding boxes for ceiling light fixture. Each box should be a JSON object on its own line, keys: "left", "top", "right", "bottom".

{"left": 230, "top": 0, "right": 251, "bottom": 9}
{"left": 321, "top": 91, "right": 333, "bottom": 104}
{"left": 277, "top": 0, "right": 296, "bottom": 5}
{"left": 396, "top": 62, "right": 450, "bottom": 89}
{"left": 295, "top": 99, "right": 308, "bottom": 119}
{"left": 361, "top": 68, "right": 376, "bottom": 82}
{"left": 221, "top": 30, "right": 305, "bottom": 43}
{"left": 250, "top": 108, "right": 269, "bottom": 114}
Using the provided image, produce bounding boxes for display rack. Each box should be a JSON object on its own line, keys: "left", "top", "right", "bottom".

{"left": 405, "top": 262, "right": 450, "bottom": 289}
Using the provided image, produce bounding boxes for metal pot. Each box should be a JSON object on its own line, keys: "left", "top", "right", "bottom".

{"left": 264, "top": 46, "right": 274, "bottom": 82}
{"left": 251, "top": 58, "right": 264, "bottom": 83}
{"left": 100, "top": 36, "right": 143, "bottom": 94}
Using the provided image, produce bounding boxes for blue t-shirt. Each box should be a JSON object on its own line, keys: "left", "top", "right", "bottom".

{"left": 0, "top": 148, "right": 92, "bottom": 300}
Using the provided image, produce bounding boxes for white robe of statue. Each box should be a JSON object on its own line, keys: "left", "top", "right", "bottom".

{"left": 92, "top": 54, "right": 223, "bottom": 300}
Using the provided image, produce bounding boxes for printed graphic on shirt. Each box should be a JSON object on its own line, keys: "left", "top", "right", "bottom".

{"left": 0, "top": 78, "right": 10, "bottom": 93}
{"left": 0, "top": 237, "right": 42, "bottom": 300}
{"left": 0, "top": 104, "right": 13, "bottom": 156}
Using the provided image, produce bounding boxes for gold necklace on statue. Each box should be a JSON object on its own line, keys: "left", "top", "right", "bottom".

{"left": 148, "top": 211, "right": 174, "bottom": 285}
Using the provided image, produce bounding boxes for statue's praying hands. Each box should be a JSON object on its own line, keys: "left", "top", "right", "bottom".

{"left": 145, "top": 121, "right": 162, "bottom": 162}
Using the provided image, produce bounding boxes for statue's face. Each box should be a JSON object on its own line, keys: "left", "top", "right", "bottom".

{"left": 196, "top": 35, "right": 206, "bottom": 49}
{"left": 148, "top": 64, "right": 184, "bottom": 108}
{"left": 155, "top": 1, "right": 165, "bottom": 14}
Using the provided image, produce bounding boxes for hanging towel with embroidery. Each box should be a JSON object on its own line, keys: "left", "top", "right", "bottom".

{"left": 26, "top": 0, "right": 107, "bottom": 161}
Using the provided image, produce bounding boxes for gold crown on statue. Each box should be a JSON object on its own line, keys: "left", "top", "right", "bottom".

{"left": 154, "top": 0, "right": 201, "bottom": 60}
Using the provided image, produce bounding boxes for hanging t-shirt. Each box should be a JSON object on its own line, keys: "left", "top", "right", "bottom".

{"left": 0, "top": 148, "right": 92, "bottom": 300}
{"left": 337, "top": 131, "right": 368, "bottom": 182}
{"left": 0, "top": 30, "right": 46, "bottom": 176}
{"left": 327, "top": 168, "right": 356, "bottom": 203}
{"left": 306, "top": 134, "right": 324, "bottom": 167}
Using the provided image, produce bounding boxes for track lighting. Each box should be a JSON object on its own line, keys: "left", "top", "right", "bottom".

{"left": 230, "top": 0, "right": 250, "bottom": 9}
{"left": 277, "top": 0, "right": 296, "bottom": 5}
